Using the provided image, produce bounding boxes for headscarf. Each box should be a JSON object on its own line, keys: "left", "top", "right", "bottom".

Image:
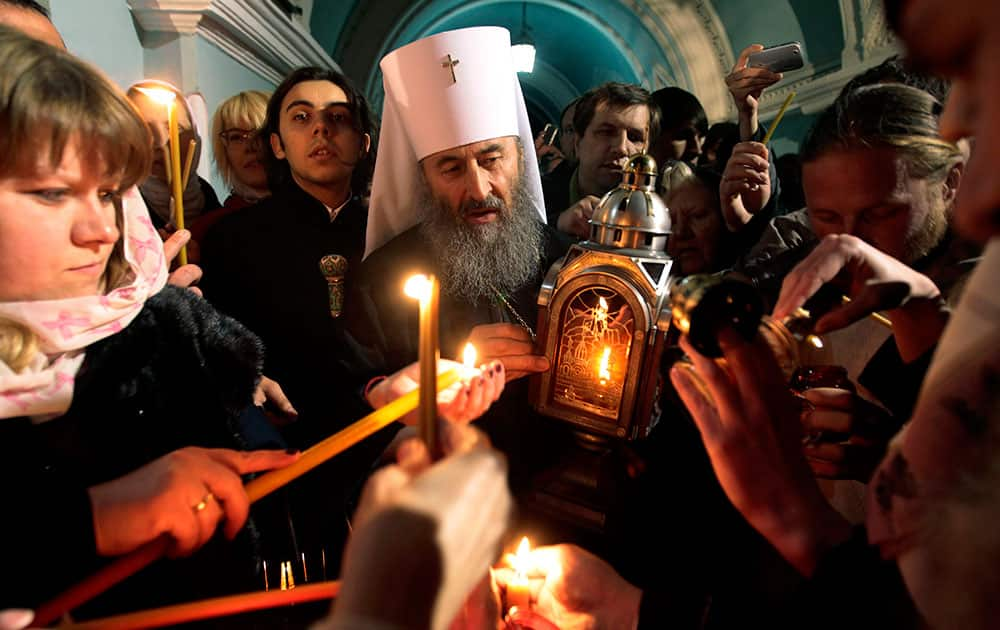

{"left": 0, "top": 189, "right": 169, "bottom": 420}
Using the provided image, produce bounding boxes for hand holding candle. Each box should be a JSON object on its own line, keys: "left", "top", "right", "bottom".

{"left": 134, "top": 85, "right": 193, "bottom": 265}
{"left": 366, "top": 355, "right": 505, "bottom": 427}
{"left": 505, "top": 537, "right": 534, "bottom": 611}
{"left": 495, "top": 543, "right": 643, "bottom": 629}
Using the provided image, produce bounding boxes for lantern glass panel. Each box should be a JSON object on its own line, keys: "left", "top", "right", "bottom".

{"left": 553, "top": 286, "right": 634, "bottom": 418}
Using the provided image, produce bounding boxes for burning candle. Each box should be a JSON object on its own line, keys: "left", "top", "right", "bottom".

{"left": 404, "top": 274, "right": 440, "bottom": 456}
{"left": 462, "top": 342, "right": 477, "bottom": 369}
{"left": 135, "top": 86, "right": 187, "bottom": 265}
{"left": 506, "top": 537, "right": 532, "bottom": 612}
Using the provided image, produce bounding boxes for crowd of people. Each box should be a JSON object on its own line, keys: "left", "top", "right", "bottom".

{"left": 1, "top": 0, "right": 998, "bottom": 627}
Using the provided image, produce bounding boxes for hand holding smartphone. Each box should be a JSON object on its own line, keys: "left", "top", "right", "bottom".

{"left": 747, "top": 42, "right": 804, "bottom": 73}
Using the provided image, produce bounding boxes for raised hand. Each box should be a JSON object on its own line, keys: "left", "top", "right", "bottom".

{"left": 727, "top": 44, "right": 784, "bottom": 140}
{"left": 720, "top": 141, "right": 771, "bottom": 227}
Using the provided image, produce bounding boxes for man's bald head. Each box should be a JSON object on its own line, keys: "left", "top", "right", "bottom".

{"left": 0, "top": 1, "right": 65, "bottom": 50}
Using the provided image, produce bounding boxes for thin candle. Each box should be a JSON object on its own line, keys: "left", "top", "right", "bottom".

{"left": 58, "top": 581, "right": 341, "bottom": 630}
{"left": 181, "top": 137, "right": 197, "bottom": 190}
{"left": 840, "top": 294, "right": 893, "bottom": 329}
{"left": 136, "top": 86, "right": 187, "bottom": 265}
{"left": 405, "top": 274, "right": 441, "bottom": 456}
{"left": 762, "top": 90, "right": 796, "bottom": 145}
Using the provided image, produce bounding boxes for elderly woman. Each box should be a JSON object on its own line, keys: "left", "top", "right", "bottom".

{"left": 0, "top": 26, "right": 502, "bottom": 618}
{"left": 661, "top": 161, "right": 733, "bottom": 276}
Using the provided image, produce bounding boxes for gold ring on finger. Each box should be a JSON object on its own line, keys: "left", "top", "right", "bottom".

{"left": 192, "top": 492, "right": 215, "bottom": 514}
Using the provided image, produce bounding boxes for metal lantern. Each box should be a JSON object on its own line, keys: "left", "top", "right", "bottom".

{"left": 531, "top": 154, "right": 674, "bottom": 441}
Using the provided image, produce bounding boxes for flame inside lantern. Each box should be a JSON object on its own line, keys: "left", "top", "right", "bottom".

{"left": 598, "top": 346, "right": 612, "bottom": 384}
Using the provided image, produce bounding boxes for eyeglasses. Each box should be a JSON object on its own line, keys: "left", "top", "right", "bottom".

{"left": 220, "top": 129, "right": 259, "bottom": 146}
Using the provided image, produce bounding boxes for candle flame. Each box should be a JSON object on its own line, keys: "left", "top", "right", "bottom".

{"left": 404, "top": 274, "right": 432, "bottom": 301}
{"left": 806, "top": 334, "right": 824, "bottom": 349}
{"left": 513, "top": 536, "right": 531, "bottom": 576}
{"left": 135, "top": 86, "right": 176, "bottom": 106}
{"left": 598, "top": 297, "right": 608, "bottom": 311}
{"left": 598, "top": 346, "right": 611, "bottom": 383}
{"left": 462, "top": 342, "right": 477, "bottom": 368}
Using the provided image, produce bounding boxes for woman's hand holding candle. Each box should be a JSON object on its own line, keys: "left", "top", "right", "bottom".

{"left": 366, "top": 357, "right": 506, "bottom": 426}
{"left": 88, "top": 447, "right": 299, "bottom": 558}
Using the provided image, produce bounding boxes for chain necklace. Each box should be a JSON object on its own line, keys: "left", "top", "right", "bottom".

{"left": 491, "top": 285, "right": 536, "bottom": 342}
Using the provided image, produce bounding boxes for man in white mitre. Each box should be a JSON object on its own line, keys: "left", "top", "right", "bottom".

{"left": 349, "top": 26, "right": 573, "bottom": 488}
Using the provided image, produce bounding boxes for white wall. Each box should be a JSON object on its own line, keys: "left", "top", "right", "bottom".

{"left": 50, "top": 0, "right": 143, "bottom": 90}
{"left": 48, "top": 0, "right": 277, "bottom": 198}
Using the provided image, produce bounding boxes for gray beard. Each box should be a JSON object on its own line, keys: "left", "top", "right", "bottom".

{"left": 418, "top": 177, "right": 543, "bottom": 303}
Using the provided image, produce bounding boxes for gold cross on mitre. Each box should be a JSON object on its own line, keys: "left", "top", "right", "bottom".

{"left": 441, "top": 54, "right": 460, "bottom": 83}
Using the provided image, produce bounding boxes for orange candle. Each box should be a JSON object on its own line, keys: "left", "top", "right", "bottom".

{"left": 59, "top": 581, "right": 341, "bottom": 630}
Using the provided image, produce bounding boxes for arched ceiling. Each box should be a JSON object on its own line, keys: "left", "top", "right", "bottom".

{"left": 311, "top": 0, "right": 894, "bottom": 137}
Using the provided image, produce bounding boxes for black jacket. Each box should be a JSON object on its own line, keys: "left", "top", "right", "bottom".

{"left": 0, "top": 286, "right": 266, "bottom": 614}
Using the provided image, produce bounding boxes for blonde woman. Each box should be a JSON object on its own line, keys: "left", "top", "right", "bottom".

{"left": 211, "top": 90, "right": 270, "bottom": 211}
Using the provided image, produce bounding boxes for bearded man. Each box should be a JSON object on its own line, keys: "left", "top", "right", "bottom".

{"left": 348, "top": 26, "right": 576, "bottom": 497}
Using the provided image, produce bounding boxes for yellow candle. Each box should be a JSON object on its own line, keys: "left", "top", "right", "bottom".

{"left": 136, "top": 85, "right": 187, "bottom": 264}
{"left": 166, "top": 98, "right": 187, "bottom": 265}
{"left": 181, "top": 137, "right": 197, "bottom": 190}
{"left": 405, "top": 274, "right": 440, "bottom": 456}
{"left": 762, "top": 90, "right": 796, "bottom": 145}
{"left": 245, "top": 369, "right": 459, "bottom": 502}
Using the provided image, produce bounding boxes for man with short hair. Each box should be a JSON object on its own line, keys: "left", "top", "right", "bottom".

{"left": 542, "top": 82, "right": 658, "bottom": 238}
{"left": 0, "top": 0, "right": 64, "bottom": 49}
{"left": 201, "top": 66, "right": 376, "bottom": 442}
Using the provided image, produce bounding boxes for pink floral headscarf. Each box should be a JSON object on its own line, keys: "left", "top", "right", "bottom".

{"left": 0, "top": 188, "right": 168, "bottom": 420}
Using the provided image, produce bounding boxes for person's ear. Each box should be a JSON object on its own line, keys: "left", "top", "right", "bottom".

{"left": 360, "top": 132, "right": 371, "bottom": 157}
{"left": 271, "top": 132, "right": 286, "bottom": 160}
{"left": 942, "top": 160, "right": 964, "bottom": 205}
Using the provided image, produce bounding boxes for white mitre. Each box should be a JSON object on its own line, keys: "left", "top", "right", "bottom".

{"left": 365, "top": 26, "right": 546, "bottom": 259}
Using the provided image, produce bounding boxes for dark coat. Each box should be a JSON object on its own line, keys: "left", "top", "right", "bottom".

{"left": 200, "top": 180, "right": 374, "bottom": 443}
{"left": 0, "top": 286, "right": 266, "bottom": 614}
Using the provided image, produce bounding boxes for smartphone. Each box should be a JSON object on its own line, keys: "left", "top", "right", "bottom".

{"left": 541, "top": 123, "right": 559, "bottom": 146}
{"left": 747, "top": 42, "right": 804, "bottom": 73}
